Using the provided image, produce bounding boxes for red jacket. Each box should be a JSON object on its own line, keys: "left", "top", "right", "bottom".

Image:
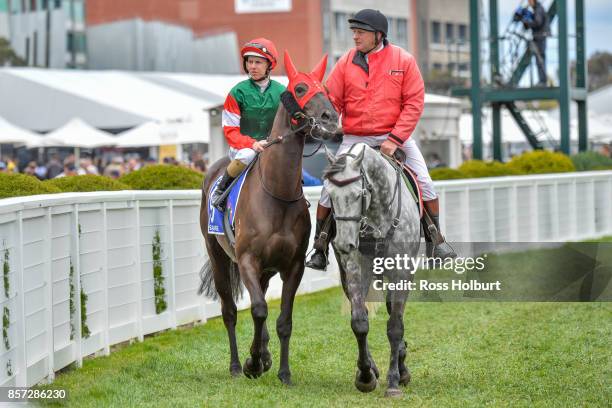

{"left": 326, "top": 43, "right": 425, "bottom": 146}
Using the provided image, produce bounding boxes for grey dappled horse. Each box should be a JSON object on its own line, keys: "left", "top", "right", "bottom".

{"left": 324, "top": 143, "right": 420, "bottom": 398}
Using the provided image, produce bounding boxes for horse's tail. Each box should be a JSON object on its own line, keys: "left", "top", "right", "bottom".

{"left": 197, "top": 259, "right": 243, "bottom": 303}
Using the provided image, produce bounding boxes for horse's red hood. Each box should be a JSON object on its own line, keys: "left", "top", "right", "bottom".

{"left": 284, "top": 51, "right": 328, "bottom": 109}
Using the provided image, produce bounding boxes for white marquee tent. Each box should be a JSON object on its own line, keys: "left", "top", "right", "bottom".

{"left": 31, "top": 118, "right": 118, "bottom": 148}
{"left": 0, "top": 116, "right": 42, "bottom": 146}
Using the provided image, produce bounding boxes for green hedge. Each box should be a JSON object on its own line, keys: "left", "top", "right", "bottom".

{"left": 571, "top": 151, "right": 612, "bottom": 171}
{"left": 118, "top": 165, "right": 204, "bottom": 190}
{"left": 432, "top": 151, "right": 581, "bottom": 180}
{"left": 430, "top": 168, "right": 466, "bottom": 180}
{"left": 44, "top": 175, "right": 130, "bottom": 192}
{"left": 458, "top": 160, "right": 524, "bottom": 178}
{"left": 507, "top": 150, "right": 575, "bottom": 174}
{"left": 0, "top": 173, "right": 61, "bottom": 199}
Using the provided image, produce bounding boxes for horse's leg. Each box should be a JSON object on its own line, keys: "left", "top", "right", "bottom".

{"left": 260, "top": 277, "right": 273, "bottom": 373}
{"left": 384, "top": 287, "right": 409, "bottom": 398}
{"left": 205, "top": 239, "right": 242, "bottom": 377}
{"left": 344, "top": 255, "right": 377, "bottom": 393}
{"left": 239, "top": 253, "right": 267, "bottom": 379}
{"left": 276, "top": 261, "right": 305, "bottom": 386}
{"left": 384, "top": 299, "right": 409, "bottom": 386}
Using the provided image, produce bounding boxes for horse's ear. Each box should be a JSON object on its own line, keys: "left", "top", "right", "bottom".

{"left": 352, "top": 145, "right": 366, "bottom": 169}
{"left": 284, "top": 50, "right": 298, "bottom": 80}
{"left": 324, "top": 145, "right": 335, "bottom": 164}
{"left": 311, "top": 54, "right": 328, "bottom": 82}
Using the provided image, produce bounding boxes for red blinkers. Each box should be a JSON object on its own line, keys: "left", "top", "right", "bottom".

{"left": 284, "top": 51, "right": 328, "bottom": 109}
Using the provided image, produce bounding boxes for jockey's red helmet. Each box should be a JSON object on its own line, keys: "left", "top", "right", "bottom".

{"left": 241, "top": 38, "right": 278, "bottom": 71}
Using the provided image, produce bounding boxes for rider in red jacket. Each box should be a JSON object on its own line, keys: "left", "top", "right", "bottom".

{"left": 306, "top": 9, "right": 456, "bottom": 270}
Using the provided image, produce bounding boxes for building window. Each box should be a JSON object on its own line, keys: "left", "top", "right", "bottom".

{"left": 73, "top": 0, "right": 84, "bottom": 23}
{"left": 67, "top": 32, "right": 86, "bottom": 53}
{"left": 459, "top": 63, "right": 469, "bottom": 72}
{"left": 433, "top": 63, "right": 443, "bottom": 71}
{"left": 54, "top": 0, "right": 61, "bottom": 8}
{"left": 396, "top": 18, "right": 408, "bottom": 49}
{"left": 335, "top": 12, "right": 348, "bottom": 42}
{"left": 10, "top": 0, "right": 21, "bottom": 13}
{"left": 446, "top": 23, "right": 454, "bottom": 44}
{"left": 431, "top": 21, "right": 441, "bottom": 44}
{"left": 458, "top": 24, "right": 467, "bottom": 44}
{"left": 447, "top": 62, "right": 456, "bottom": 73}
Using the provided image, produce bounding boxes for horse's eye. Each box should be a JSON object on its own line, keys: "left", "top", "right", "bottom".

{"left": 295, "top": 83, "right": 308, "bottom": 98}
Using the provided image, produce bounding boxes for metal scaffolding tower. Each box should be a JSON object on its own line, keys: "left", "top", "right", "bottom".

{"left": 451, "top": 0, "right": 588, "bottom": 160}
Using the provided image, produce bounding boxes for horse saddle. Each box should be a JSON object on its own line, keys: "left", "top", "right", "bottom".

{"left": 381, "top": 153, "right": 423, "bottom": 219}
{"left": 207, "top": 161, "right": 255, "bottom": 244}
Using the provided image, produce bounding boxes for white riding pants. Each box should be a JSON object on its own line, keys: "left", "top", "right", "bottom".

{"left": 319, "top": 135, "right": 437, "bottom": 208}
{"left": 228, "top": 147, "right": 257, "bottom": 165}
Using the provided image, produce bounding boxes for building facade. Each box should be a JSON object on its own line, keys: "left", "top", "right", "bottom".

{"left": 423, "top": 0, "right": 470, "bottom": 78}
{"left": 0, "top": 0, "right": 87, "bottom": 68}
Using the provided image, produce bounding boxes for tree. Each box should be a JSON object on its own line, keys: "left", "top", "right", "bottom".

{"left": 587, "top": 51, "right": 612, "bottom": 91}
{"left": 0, "top": 38, "right": 26, "bottom": 67}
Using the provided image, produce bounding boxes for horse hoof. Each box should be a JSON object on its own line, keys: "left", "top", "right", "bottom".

{"left": 278, "top": 370, "right": 293, "bottom": 386}
{"left": 385, "top": 388, "right": 403, "bottom": 398}
{"left": 399, "top": 368, "right": 411, "bottom": 386}
{"left": 243, "top": 357, "right": 264, "bottom": 379}
{"left": 262, "top": 354, "right": 273, "bottom": 373}
{"left": 354, "top": 369, "right": 378, "bottom": 393}
{"left": 230, "top": 364, "right": 242, "bottom": 378}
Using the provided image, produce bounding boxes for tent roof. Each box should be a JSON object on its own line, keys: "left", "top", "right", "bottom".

{"left": 115, "top": 116, "right": 210, "bottom": 147}
{"left": 0, "top": 68, "right": 214, "bottom": 131}
{"left": 35, "top": 118, "right": 118, "bottom": 148}
{"left": 588, "top": 83, "right": 612, "bottom": 116}
{"left": 0, "top": 116, "right": 42, "bottom": 145}
{"left": 0, "top": 68, "right": 462, "bottom": 139}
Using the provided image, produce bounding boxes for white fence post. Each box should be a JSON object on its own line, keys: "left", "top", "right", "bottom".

{"left": 102, "top": 203, "right": 110, "bottom": 356}
{"left": 16, "top": 212, "right": 27, "bottom": 387}
{"left": 73, "top": 205, "right": 83, "bottom": 368}
{"left": 45, "top": 208, "right": 54, "bottom": 381}
{"left": 135, "top": 201, "right": 144, "bottom": 342}
{"left": 168, "top": 200, "right": 177, "bottom": 330}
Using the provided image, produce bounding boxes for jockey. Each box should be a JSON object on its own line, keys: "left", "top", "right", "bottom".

{"left": 211, "top": 38, "right": 285, "bottom": 211}
{"left": 306, "top": 9, "right": 457, "bottom": 270}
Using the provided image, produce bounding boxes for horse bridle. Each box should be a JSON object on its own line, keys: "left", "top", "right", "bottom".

{"left": 256, "top": 93, "right": 330, "bottom": 203}
{"left": 327, "top": 148, "right": 403, "bottom": 256}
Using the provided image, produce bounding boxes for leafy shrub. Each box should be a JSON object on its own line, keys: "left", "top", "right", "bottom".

{"left": 459, "top": 160, "right": 524, "bottom": 178}
{"left": 571, "top": 151, "right": 612, "bottom": 171}
{"left": 118, "top": 165, "right": 204, "bottom": 190}
{"left": 507, "top": 150, "right": 575, "bottom": 174}
{"left": 44, "top": 175, "right": 130, "bottom": 192}
{"left": 0, "top": 173, "right": 60, "bottom": 199}
{"left": 429, "top": 168, "right": 466, "bottom": 180}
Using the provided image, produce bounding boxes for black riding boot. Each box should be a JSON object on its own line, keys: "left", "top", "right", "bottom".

{"left": 211, "top": 171, "right": 234, "bottom": 212}
{"left": 306, "top": 219, "right": 331, "bottom": 271}
{"left": 422, "top": 214, "right": 457, "bottom": 260}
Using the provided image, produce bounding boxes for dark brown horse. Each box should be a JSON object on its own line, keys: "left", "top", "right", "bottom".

{"left": 199, "top": 51, "right": 338, "bottom": 385}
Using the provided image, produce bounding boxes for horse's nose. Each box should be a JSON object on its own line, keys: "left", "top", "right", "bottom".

{"left": 321, "top": 110, "right": 333, "bottom": 122}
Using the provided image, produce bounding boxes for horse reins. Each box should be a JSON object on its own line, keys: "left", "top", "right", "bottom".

{"left": 256, "top": 92, "right": 329, "bottom": 203}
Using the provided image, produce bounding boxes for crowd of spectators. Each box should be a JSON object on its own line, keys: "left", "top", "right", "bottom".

{"left": 0, "top": 152, "right": 208, "bottom": 180}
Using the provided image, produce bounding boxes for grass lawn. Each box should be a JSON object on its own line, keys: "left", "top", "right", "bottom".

{"left": 36, "top": 286, "right": 611, "bottom": 407}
